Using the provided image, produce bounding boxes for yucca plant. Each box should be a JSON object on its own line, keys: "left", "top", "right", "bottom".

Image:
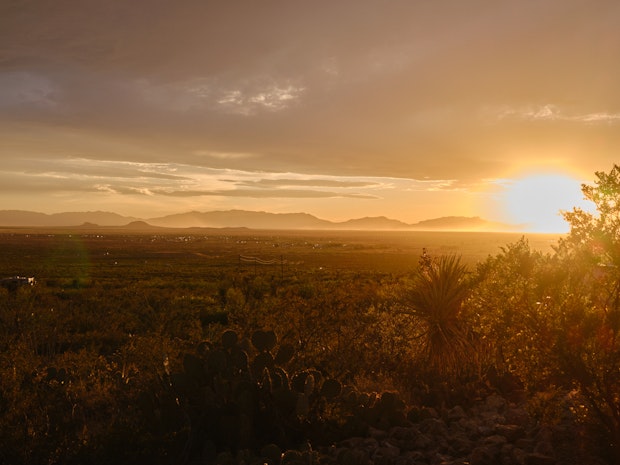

{"left": 404, "top": 254, "right": 474, "bottom": 376}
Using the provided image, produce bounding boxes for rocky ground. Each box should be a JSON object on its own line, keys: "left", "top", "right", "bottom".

{"left": 314, "top": 393, "right": 607, "bottom": 465}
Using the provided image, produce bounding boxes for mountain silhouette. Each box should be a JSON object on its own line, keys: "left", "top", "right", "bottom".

{"left": 0, "top": 210, "right": 139, "bottom": 227}
{"left": 0, "top": 209, "right": 518, "bottom": 231}
{"left": 147, "top": 210, "right": 332, "bottom": 229}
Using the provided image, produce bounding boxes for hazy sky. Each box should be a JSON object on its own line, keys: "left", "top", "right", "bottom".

{"left": 1, "top": 0, "right": 619, "bottom": 231}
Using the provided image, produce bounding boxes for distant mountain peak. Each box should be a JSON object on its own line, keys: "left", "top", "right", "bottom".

{"left": 411, "top": 216, "right": 515, "bottom": 231}
{"left": 0, "top": 209, "right": 518, "bottom": 231}
{"left": 147, "top": 209, "right": 332, "bottom": 229}
{"left": 0, "top": 210, "right": 139, "bottom": 227}
{"left": 338, "top": 216, "right": 412, "bottom": 230}
{"left": 124, "top": 220, "right": 155, "bottom": 229}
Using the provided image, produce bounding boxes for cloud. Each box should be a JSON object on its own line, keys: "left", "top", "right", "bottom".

{"left": 578, "top": 113, "right": 620, "bottom": 123}
{"left": 0, "top": 157, "right": 389, "bottom": 200}
{"left": 493, "top": 104, "right": 620, "bottom": 124}
{"left": 192, "top": 150, "right": 258, "bottom": 160}
{"left": 2, "top": 157, "right": 190, "bottom": 181}
{"left": 231, "top": 179, "right": 382, "bottom": 189}
{"left": 150, "top": 189, "right": 378, "bottom": 199}
{"left": 216, "top": 82, "right": 306, "bottom": 115}
{"left": 0, "top": 72, "right": 57, "bottom": 109}
{"left": 137, "top": 77, "right": 306, "bottom": 115}
{"left": 0, "top": 173, "right": 104, "bottom": 193}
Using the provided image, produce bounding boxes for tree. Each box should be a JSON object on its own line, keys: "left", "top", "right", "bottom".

{"left": 560, "top": 164, "right": 620, "bottom": 266}
{"left": 554, "top": 164, "right": 620, "bottom": 460}
{"left": 470, "top": 238, "right": 559, "bottom": 389}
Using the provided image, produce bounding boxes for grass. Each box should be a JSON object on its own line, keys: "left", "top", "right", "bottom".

{"left": 0, "top": 228, "right": 560, "bottom": 281}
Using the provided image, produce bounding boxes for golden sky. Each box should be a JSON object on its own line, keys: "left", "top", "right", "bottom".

{"left": 1, "top": 1, "right": 619, "bottom": 231}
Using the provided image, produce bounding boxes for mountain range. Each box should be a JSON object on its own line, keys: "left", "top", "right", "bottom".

{"left": 0, "top": 209, "right": 519, "bottom": 232}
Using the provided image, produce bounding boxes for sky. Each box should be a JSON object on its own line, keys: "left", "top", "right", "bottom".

{"left": 1, "top": 0, "right": 619, "bottom": 232}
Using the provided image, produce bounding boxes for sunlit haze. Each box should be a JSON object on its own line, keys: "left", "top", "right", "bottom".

{"left": 1, "top": 1, "right": 618, "bottom": 232}
{"left": 488, "top": 172, "right": 596, "bottom": 233}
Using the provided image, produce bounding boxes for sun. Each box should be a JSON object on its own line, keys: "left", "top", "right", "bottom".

{"left": 499, "top": 172, "right": 591, "bottom": 233}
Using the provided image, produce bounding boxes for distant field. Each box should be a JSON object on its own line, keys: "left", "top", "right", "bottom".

{"left": 0, "top": 228, "right": 562, "bottom": 283}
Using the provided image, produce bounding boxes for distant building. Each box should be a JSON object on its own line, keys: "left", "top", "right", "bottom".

{"left": 0, "top": 276, "right": 35, "bottom": 292}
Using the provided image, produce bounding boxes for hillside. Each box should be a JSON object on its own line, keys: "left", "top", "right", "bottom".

{"left": 0, "top": 210, "right": 138, "bottom": 227}
{"left": 0, "top": 209, "right": 518, "bottom": 231}
{"left": 147, "top": 210, "right": 334, "bottom": 229}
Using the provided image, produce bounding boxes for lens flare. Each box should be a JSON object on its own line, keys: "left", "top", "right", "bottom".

{"left": 498, "top": 172, "right": 593, "bottom": 233}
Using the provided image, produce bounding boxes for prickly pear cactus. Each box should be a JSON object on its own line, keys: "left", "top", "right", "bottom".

{"left": 221, "top": 329, "right": 238, "bottom": 349}
{"left": 320, "top": 378, "right": 342, "bottom": 399}
{"left": 167, "top": 327, "right": 376, "bottom": 462}
{"left": 251, "top": 329, "right": 277, "bottom": 352}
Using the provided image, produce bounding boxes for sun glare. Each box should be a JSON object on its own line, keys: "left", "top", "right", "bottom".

{"left": 501, "top": 172, "right": 592, "bottom": 233}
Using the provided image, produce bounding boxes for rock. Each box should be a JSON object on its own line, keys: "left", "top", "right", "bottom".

{"left": 485, "top": 394, "right": 507, "bottom": 413}
{"left": 457, "top": 417, "right": 481, "bottom": 438}
{"left": 515, "top": 438, "right": 536, "bottom": 453}
{"left": 419, "top": 418, "right": 448, "bottom": 436}
{"left": 496, "top": 424, "right": 526, "bottom": 442}
{"left": 337, "top": 448, "right": 370, "bottom": 465}
{"left": 448, "top": 432, "right": 474, "bottom": 456}
{"left": 390, "top": 425, "right": 418, "bottom": 442}
{"left": 499, "top": 443, "right": 515, "bottom": 465}
{"left": 429, "top": 435, "right": 451, "bottom": 456}
{"left": 477, "top": 425, "right": 495, "bottom": 437}
{"left": 363, "top": 437, "right": 379, "bottom": 450}
{"left": 524, "top": 453, "right": 556, "bottom": 465}
{"left": 339, "top": 437, "right": 365, "bottom": 449}
{"left": 372, "top": 443, "right": 400, "bottom": 462}
{"left": 483, "top": 434, "right": 508, "bottom": 447}
{"left": 469, "top": 445, "right": 499, "bottom": 465}
{"left": 469, "top": 435, "right": 507, "bottom": 465}
{"left": 433, "top": 452, "right": 455, "bottom": 464}
{"left": 505, "top": 406, "right": 530, "bottom": 425}
{"left": 400, "top": 450, "right": 427, "bottom": 464}
{"left": 411, "top": 433, "right": 433, "bottom": 450}
{"left": 448, "top": 405, "right": 467, "bottom": 421}
{"left": 479, "top": 411, "right": 505, "bottom": 428}
{"left": 512, "top": 448, "right": 527, "bottom": 465}
{"left": 369, "top": 426, "right": 389, "bottom": 441}
{"left": 533, "top": 440, "right": 554, "bottom": 457}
